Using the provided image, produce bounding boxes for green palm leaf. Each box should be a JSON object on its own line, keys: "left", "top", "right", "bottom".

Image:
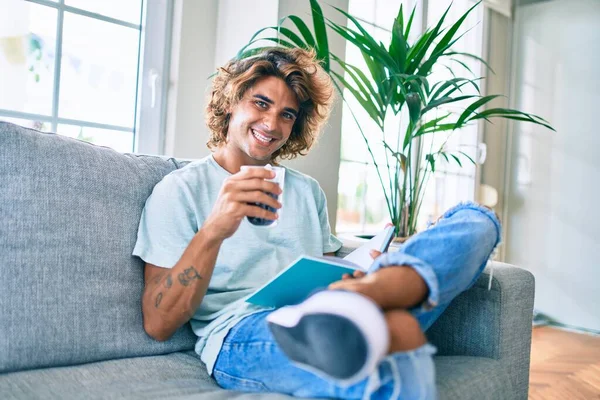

{"left": 332, "top": 55, "right": 385, "bottom": 117}
{"left": 277, "top": 26, "right": 312, "bottom": 49}
{"left": 407, "top": 3, "right": 452, "bottom": 72}
{"left": 469, "top": 108, "right": 555, "bottom": 131}
{"left": 418, "top": 1, "right": 481, "bottom": 76}
{"left": 425, "top": 154, "right": 436, "bottom": 172}
{"left": 389, "top": 4, "right": 407, "bottom": 72}
{"left": 328, "top": 7, "right": 396, "bottom": 68}
{"left": 458, "top": 151, "right": 476, "bottom": 165}
{"left": 309, "top": 0, "right": 329, "bottom": 70}
{"left": 450, "top": 57, "right": 476, "bottom": 76}
{"left": 236, "top": 46, "right": 271, "bottom": 60}
{"left": 455, "top": 95, "right": 503, "bottom": 126}
{"left": 429, "top": 77, "right": 482, "bottom": 102}
{"left": 331, "top": 70, "right": 384, "bottom": 129}
{"left": 422, "top": 95, "right": 478, "bottom": 115}
{"left": 404, "top": 6, "right": 416, "bottom": 37}
{"left": 450, "top": 154, "right": 463, "bottom": 167}
{"left": 444, "top": 51, "right": 495, "bottom": 74}
{"left": 287, "top": 15, "right": 316, "bottom": 48}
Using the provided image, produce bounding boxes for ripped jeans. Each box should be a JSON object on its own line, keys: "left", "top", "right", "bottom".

{"left": 213, "top": 202, "right": 502, "bottom": 399}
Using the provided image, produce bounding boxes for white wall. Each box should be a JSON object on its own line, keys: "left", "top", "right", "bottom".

{"left": 164, "top": 0, "right": 219, "bottom": 159}
{"left": 213, "top": 0, "right": 279, "bottom": 69}
{"left": 166, "top": 0, "right": 348, "bottom": 231}
{"left": 505, "top": 0, "right": 600, "bottom": 330}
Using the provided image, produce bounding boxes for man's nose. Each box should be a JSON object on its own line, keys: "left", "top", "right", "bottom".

{"left": 262, "top": 111, "right": 280, "bottom": 132}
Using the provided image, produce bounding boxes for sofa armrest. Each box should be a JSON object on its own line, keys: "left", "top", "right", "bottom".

{"left": 426, "top": 262, "right": 535, "bottom": 400}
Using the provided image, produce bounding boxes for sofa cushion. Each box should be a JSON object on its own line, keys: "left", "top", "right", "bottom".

{"left": 0, "top": 122, "right": 196, "bottom": 373}
{"left": 0, "top": 351, "right": 294, "bottom": 400}
{"left": 0, "top": 353, "right": 511, "bottom": 400}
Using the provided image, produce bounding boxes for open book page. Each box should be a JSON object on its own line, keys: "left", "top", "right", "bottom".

{"left": 341, "top": 225, "right": 395, "bottom": 271}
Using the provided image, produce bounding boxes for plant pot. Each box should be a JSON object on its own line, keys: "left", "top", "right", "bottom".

{"left": 392, "top": 236, "right": 411, "bottom": 244}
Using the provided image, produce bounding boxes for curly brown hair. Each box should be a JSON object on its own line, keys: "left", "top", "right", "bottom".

{"left": 206, "top": 47, "right": 334, "bottom": 161}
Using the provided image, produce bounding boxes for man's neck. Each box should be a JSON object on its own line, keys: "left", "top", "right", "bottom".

{"left": 212, "top": 147, "right": 271, "bottom": 174}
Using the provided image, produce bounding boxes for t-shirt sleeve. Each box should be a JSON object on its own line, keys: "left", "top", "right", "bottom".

{"left": 313, "top": 182, "right": 343, "bottom": 254}
{"left": 132, "top": 173, "right": 197, "bottom": 268}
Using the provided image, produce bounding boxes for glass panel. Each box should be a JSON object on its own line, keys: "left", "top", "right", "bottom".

{"left": 373, "top": 0, "right": 403, "bottom": 31}
{"left": 57, "top": 124, "right": 134, "bottom": 153}
{"left": 0, "top": 116, "right": 52, "bottom": 132}
{"left": 348, "top": 0, "right": 403, "bottom": 31}
{"left": 417, "top": 172, "right": 476, "bottom": 231}
{"left": 416, "top": 0, "right": 483, "bottom": 225}
{"left": 58, "top": 12, "right": 140, "bottom": 128}
{"left": 340, "top": 103, "right": 370, "bottom": 163}
{"left": 65, "top": 0, "right": 143, "bottom": 25}
{"left": 0, "top": 2, "right": 57, "bottom": 115}
{"left": 416, "top": 173, "right": 440, "bottom": 231}
{"left": 336, "top": 161, "right": 368, "bottom": 233}
{"left": 340, "top": 25, "right": 401, "bottom": 164}
{"left": 419, "top": 120, "right": 478, "bottom": 176}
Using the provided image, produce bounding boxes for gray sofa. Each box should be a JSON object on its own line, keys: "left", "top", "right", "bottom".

{"left": 0, "top": 121, "right": 535, "bottom": 399}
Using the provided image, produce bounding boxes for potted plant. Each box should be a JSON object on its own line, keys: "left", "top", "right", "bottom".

{"left": 238, "top": 0, "right": 553, "bottom": 239}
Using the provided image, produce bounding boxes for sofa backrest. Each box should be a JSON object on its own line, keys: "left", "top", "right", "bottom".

{"left": 0, "top": 122, "right": 197, "bottom": 373}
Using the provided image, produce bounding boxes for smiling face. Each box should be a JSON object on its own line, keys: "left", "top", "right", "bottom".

{"left": 219, "top": 76, "right": 300, "bottom": 168}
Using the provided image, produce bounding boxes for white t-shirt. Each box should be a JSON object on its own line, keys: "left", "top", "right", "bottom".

{"left": 133, "top": 154, "right": 342, "bottom": 373}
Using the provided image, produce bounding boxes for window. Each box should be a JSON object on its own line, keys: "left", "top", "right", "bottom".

{"left": 0, "top": 0, "right": 172, "bottom": 154}
{"left": 417, "top": 0, "right": 485, "bottom": 227}
{"left": 336, "top": 0, "right": 486, "bottom": 234}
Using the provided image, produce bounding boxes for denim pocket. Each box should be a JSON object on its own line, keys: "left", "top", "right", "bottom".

{"left": 213, "top": 369, "right": 270, "bottom": 392}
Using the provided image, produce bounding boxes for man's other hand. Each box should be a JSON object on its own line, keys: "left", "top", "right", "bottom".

{"left": 329, "top": 249, "right": 381, "bottom": 294}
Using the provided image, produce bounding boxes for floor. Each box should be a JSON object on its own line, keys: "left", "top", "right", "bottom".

{"left": 529, "top": 326, "right": 600, "bottom": 399}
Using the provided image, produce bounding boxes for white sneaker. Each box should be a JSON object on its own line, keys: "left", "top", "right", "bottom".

{"left": 266, "top": 290, "right": 390, "bottom": 386}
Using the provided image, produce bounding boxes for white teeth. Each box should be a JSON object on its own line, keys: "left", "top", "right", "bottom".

{"left": 252, "top": 129, "right": 273, "bottom": 143}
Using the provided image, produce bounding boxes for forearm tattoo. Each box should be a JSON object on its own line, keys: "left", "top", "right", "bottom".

{"left": 154, "top": 276, "right": 172, "bottom": 308}
{"left": 153, "top": 269, "right": 200, "bottom": 309}
{"left": 178, "top": 266, "right": 202, "bottom": 286}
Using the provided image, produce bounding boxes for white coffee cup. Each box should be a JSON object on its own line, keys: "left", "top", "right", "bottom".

{"left": 240, "top": 164, "right": 285, "bottom": 228}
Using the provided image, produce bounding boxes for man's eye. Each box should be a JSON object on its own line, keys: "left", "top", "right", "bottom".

{"left": 283, "top": 112, "right": 295, "bottom": 121}
{"left": 255, "top": 100, "right": 267, "bottom": 108}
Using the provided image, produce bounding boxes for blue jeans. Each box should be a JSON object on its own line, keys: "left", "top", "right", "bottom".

{"left": 213, "top": 202, "right": 502, "bottom": 399}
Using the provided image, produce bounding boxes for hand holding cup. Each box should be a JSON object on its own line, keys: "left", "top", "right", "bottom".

{"left": 203, "top": 166, "right": 283, "bottom": 241}
{"left": 240, "top": 164, "right": 285, "bottom": 227}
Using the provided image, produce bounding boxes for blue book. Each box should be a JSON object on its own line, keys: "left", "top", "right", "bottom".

{"left": 246, "top": 226, "right": 395, "bottom": 308}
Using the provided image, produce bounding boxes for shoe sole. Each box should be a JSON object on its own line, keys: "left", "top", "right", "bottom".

{"left": 266, "top": 290, "right": 389, "bottom": 386}
{"left": 269, "top": 313, "right": 369, "bottom": 380}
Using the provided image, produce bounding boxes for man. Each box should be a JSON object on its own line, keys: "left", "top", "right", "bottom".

{"left": 133, "top": 47, "right": 501, "bottom": 399}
